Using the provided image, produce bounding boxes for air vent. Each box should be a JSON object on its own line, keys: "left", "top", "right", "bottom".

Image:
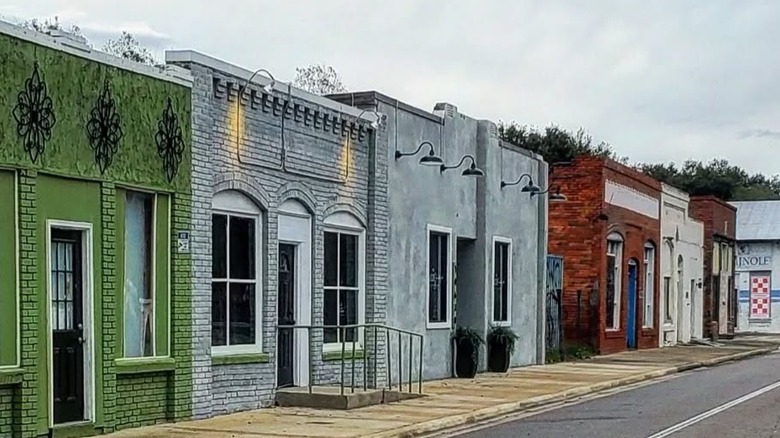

{"left": 433, "top": 102, "right": 456, "bottom": 118}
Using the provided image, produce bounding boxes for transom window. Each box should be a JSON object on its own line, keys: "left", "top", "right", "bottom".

{"left": 211, "top": 190, "right": 262, "bottom": 354}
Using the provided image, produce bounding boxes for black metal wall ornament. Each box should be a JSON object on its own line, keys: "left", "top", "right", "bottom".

{"left": 155, "top": 97, "right": 185, "bottom": 183}
{"left": 13, "top": 61, "right": 57, "bottom": 163}
{"left": 86, "top": 79, "right": 124, "bottom": 174}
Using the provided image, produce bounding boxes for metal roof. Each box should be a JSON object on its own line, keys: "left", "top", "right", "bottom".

{"left": 731, "top": 200, "right": 780, "bottom": 241}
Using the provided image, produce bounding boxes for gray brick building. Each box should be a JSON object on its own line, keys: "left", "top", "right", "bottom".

{"left": 166, "top": 51, "right": 548, "bottom": 417}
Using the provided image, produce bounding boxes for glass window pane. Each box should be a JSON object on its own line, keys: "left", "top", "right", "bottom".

{"left": 212, "top": 282, "right": 227, "bottom": 347}
{"left": 324, "top": 289, "right": 338, "bottom": 343}
{"left": 606, "top": 254, "right": 616, "bottom": 329}
{"left": 500, "top": 243, "right": 509, "bottom": 322}
{"left": 124, "top": 191, "right": 154, "bottom": 357}
{"left": 229, "top": 283, "right": 256, "bottom": 345}
{"left": 324, "top": 232, "right": 338, "bottom": 287}
{"left": 212, "top": 214, "right": 228, "bottom": 278}
{"left": 339, "top": 234, "right": 358, "bottom": 287}
{"left": 493, "top": 243, "right": 501, "bottom": 322}
{"left": 438, "top": 234, "right": 448, "bottom": 321}
{"left": 229, "top": 216, "right": 256, "bottom": 280}
{"left": 340, "top": 290, "right": 358, "bottom": 342}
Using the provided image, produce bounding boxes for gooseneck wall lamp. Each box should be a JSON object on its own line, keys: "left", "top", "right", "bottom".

{"left": 236, "top": 68, "right": 277, "bottom": 156}
{"left": 500, "top": 173, "right": 542, "bottom": 192}
{"left": 440, "top": 154, "right": 485, "bottom": 177}
{"left": 354, "top": 109, "right": 382, "bottom": 130}
{"left": 394, "top": 141, "right": 444, "bottom": 166}
{"left": 531, "top": 185, "right": 567, "bottom": 201}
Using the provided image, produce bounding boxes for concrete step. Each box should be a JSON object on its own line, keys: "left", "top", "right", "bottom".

{"left": 275, "top": 385, "right": 424, "bottom": 410}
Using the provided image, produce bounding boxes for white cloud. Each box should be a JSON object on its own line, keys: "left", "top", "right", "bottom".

{"left": 2, "top": 0, "right": 779, "bottom": 175}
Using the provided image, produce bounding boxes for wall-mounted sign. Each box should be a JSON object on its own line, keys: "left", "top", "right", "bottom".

{"left": 177, "top": 231, "right": 191, "bottom": 253}
{"left": 736, "top": 254, "right": 772, "bottom": 271}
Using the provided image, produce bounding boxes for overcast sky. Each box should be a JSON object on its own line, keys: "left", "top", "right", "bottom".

{"left": 2, "top": 1, "right": 779, "bottom": 175}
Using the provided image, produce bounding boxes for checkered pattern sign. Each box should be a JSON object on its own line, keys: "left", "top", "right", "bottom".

{"left": 750, "top": 275, "right": 771, "bottom": 319}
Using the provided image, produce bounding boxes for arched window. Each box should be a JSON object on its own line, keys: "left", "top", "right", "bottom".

{"left": 643, "top": 243, "right": 656, "bottom": 329}
{"left": 606, "top": 233, "right": 623, "bottom": 330}
{"left": 323, "top": 212, "right": 365, "bottom": 348}
{"left": 211, "top": 190, "right": 263, "bottom": 354}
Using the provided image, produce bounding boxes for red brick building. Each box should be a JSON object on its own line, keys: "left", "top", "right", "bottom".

{"left": 549, "top": 156, "right": 661, "bottom": 354}
{"left": 689, "top": 196, "right": 737, "bottom": 338}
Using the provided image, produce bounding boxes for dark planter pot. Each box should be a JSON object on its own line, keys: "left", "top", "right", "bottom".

{"left": 487, "top": 343, "right": 511, "bottom": 372}
{"left": 454, "top": 339, "right": 478, "bottom": 378}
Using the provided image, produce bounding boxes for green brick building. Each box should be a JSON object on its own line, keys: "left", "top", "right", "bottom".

{"left": 0, "top": 22, "right": 193, "bottom": 437}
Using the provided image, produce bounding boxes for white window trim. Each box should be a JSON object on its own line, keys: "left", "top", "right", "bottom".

{"left": 426, "top": 224, "right": 453, "bottom": 330}
{"left": 322, "top": 214, "right": 366, "bottom": 353}
{"left": 211, "top": 199, "right": 264, "bottom": 356}
{"left": 45, "top": 220, "right": 96, "bottom": 426}
{"left": 606, "top": 233, "right": 623, "bottom": 331}
{"left": 491, "top": 236, "right": 513, "bottom": 327}
{"left": 643, "top": 243, "right": 655, "bottom": 329}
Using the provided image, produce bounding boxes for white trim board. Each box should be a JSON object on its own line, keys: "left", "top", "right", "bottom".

{"left": 490, "top": 236, "right": 513, "bottom": 327}
{"left": 426, "top": 224, "right": 454, "bottom": 330}
{"left": 46, "top": 220, "right": 96, "bottom": 426}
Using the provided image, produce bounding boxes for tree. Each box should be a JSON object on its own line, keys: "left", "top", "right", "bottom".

{"left": 102, "top": 31, "right": 156, "bottom": 66}
{"left": 637, "top": 159, "right": 780, "bottom": 201}
{"left": 292, "top": 64, "right": 348, "bottom": 95}
{"left": 20, "top": 16, "right": 81, "bottom": 36}
{"left": 497, "top": 121, "right": 626, "bottom": 165}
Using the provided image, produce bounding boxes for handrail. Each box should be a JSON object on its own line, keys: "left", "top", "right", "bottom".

{"left": 274, "top": 323, "right": 424, "bottom": 396}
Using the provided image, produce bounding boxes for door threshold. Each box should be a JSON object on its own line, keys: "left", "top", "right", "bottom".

{"left": 51, "top": 420, "right": 96, "bottom": 438}
{"left": 53, "top": 420, "right": 93, "bottom": 429}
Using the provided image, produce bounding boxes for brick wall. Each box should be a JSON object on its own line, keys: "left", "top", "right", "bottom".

{"left": 114, "top": 374, "right": 170, "bottom": 430}
{"left": 173, "top": 59, "right": 387, "bottom": 417}
{"left": 0, "top": 387, "right": 14, "bottom": 436}
{"left": 550, "top": 156, "right": 661, "bottom": 354}
{"left": 690, "top": 196, "right": 737, "bottom": 337}
{"left": 18, "top": 170, "right": 38, "bottom": 438}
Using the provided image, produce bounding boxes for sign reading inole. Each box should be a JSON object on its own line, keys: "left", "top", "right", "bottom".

{"left": 737, "top": 254, "right": 772, "bottom": 270}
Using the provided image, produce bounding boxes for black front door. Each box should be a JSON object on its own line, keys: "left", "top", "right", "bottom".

{"left": 51, "top": 229, "right": 85, "bottom": 424}
{"left": 277, "top": 244, "right": 296, "bottom": 387}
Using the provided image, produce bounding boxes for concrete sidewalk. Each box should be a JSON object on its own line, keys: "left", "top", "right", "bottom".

{"left": 109, "top": 339, "right": 779, "bottom": 438}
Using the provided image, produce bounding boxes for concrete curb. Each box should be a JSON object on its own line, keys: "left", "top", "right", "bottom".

{"left": 366, "top": 347, "right": 776, "bottom": 438}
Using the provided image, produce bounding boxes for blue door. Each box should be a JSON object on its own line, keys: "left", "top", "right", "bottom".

{"left": 627, "top": 262, "right": 638, "bottom": 349}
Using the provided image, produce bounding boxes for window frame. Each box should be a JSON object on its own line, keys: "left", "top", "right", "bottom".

{"left": 118, "top": 189, "right": 172, "bottom": 360}
{"left": 643, "top": 243, "right": 655, "bottom": 329}
{"left": 605, "top": 233, "right": 623, "bottom": 331}
{"left": 322, "top": 214, "right": 366, "bottom": 353}
{"left": 211, "top": 191, "right": 264, "bottom": 356}
{"left": 426, "top": 224, "right": 453, "bottom": 330}
{"left": 491, "top": 236, "right": 513, "bottom": 326}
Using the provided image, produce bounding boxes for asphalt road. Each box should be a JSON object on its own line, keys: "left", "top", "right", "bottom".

{"left": 452, "top": 351, "right": 780, "bottom": 438}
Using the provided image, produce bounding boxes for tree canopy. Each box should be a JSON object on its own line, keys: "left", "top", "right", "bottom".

{"left": 19, "top": 16, "right": 156, "bottom": 65}
{"left": 292, "top": 64, "right": 347, "bottom": 95}
{"left": 498, "top": 121, "right": 779, "bottom": 201}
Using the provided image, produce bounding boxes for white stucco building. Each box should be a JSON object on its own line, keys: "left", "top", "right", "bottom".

{"left": 659, "top": 184, "right": 705, "bottom": 345}
{"left": 732, "top": 201, "right": 780, "bottom": 333}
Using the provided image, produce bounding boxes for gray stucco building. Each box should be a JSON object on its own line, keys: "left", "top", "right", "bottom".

{"left": 165, "top": 50, "right": 548, "bottom": 417}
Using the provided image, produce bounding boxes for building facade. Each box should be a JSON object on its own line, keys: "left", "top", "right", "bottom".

{"left": 0, "top": 24, "right": 193, "bottom": 437}
{"left": 732, "top": 201, "right": 780, "bottom": 333}
{"left": 659, "top": 184, "right": 704, "bottom": 346}
{"left": 549, "top": 156, "right": 661, "bottom": 355}
{"left": 331, "top": 93, "right": 549, "bottom": 378}
{"left": 689, "top": 196, "right": 737, "bottom": 338}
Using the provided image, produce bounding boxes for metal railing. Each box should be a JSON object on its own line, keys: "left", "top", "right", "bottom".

{"left": 275, "top": 323, "right": 424, "bottom": 396}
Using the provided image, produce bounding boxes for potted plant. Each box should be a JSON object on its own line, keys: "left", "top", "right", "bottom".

{"left": 451, "top": 326, "right": 484, "bottom": 378}
{"left": 487, "top": 325, "right": 519, "bottom": 372}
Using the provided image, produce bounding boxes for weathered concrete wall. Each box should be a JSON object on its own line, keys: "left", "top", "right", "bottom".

{"left": 736, "top": 241, "right": 780, "bottom": 333}
{"left": 331, "top": 93, "right": 546, "bottom": 380}
{"left": 659, "top": 184, "right": 705, "bottom": 346}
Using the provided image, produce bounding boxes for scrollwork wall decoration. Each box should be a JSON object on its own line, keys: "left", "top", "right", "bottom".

{"left": 86, "top": 79, "right": 124, "bottom": 174}
{"left": 155, "top": 97, "right": 185, "bottom": 183}
{"left": 13, "top": 62, "right": 57, "bottom": 163}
